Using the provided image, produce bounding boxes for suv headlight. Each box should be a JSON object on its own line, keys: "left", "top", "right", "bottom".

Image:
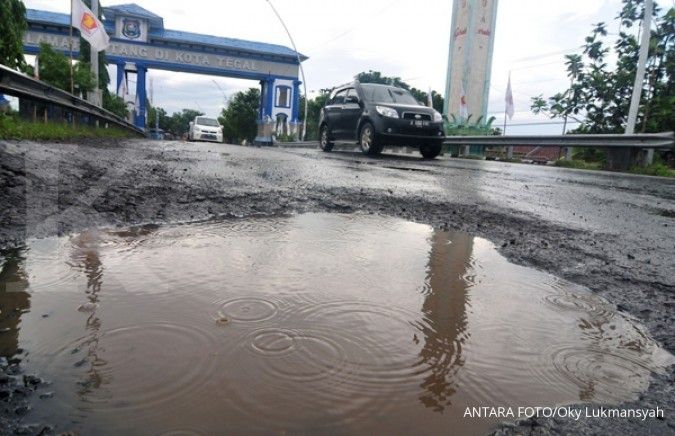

{"left": 376, "top": 106, "right": 399, "bottom": 118}
{"left": 433, "top": 111, "right": 443, "bottom": 123}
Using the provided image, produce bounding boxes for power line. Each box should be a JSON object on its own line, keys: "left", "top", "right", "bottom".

{"left": 507, "top": 47, "right": 580, "bottom": 63}
{"left": 305, "top": 0, "right": 403, "bottom": 53}
{"left": 508, "top": 60, "right": 564, "bottom": 71}
{"left": 514, "top": 76, "right": 569, "bottom": 85}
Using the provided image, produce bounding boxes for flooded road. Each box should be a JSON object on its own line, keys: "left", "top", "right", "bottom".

{"left": 0, "top": 213, "right": 671, "bottom": 435}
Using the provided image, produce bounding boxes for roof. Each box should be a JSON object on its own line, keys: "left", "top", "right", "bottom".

{"left": 102, "top": 3, "right": 163, "bottom": 29}
{"left": 26, "top": 9, "right": 70, "bottom": 27}
{"left": 25, "top": 6, "right": 306, "bottom": 61}
{"left": 149, "top": 28, "right": 307, "bottom": 60}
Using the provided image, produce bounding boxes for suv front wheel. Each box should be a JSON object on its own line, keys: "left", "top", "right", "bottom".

{"left": 420, "top": 143, "right": 442, "bottom": 159}
{"left": 359, "top": 122, "right": 383, "bottom": 156}
{"left": 319, "top": 125, "right": 334, "bottom": 152}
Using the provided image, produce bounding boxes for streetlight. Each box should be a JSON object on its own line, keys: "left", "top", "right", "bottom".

{"left": 265, "top": 0, "right": 308, "bottom": 141}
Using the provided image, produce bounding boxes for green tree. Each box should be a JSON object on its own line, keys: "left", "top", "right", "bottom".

{"left": 36, "top": 43, "right": 94, "bottom": 96}
{"left": 355, "top": 70, "right": 409, "bottom": 89}
{"left": 77, "top": 0, "right": 123, "bottom": 116}
{"left": 0, "top": 0, "right": 27, "bottom": 69}
{"left": 531, "top": 1, "right": 674, "bottom": 133}
{"left": 445, "top": 114, "right": 500, "bottom": 136}
{"left": 164, "top": 109, "right": 203, "bottom": 137}
{"left": 78, "top": 0, "right": 110, "bottom": 90}
{"left": 103, "top": 92, "right": 127, "bottom": 119}
{"left": 147, "top": 104, "right": 170, "bottom": 131}
{"left": 355, "top": 70, "right": 444, "bottom": 112}
{"left": 218, "top": 88, "right": 260, "bottom": 143}
{"left": 299, "top": 90, "right": 330, "bottom": 140}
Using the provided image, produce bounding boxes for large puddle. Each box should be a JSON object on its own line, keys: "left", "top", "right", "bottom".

{"left": 0, "top": 213, "right": 672, "bottom": 435}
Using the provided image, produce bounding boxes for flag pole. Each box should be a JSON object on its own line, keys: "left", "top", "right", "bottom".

{"left": 502, "top": 106, "right": 507, "bottom": 135}
{"left": 504, "top": 105, "right": 512, "bottom": 158}
{"left": 90, "top": 0, "right": 100, "bottom": 107}
{"left": 69, "top": 0, "right": 74, "bottom": 95}
{"left": 505, "top": 71, "right": 513, "bottom": 159}
{"left": 503, "top": 70, "right": 510, "bottom": 135}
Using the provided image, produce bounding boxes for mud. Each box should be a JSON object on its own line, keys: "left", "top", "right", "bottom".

{"left": 0, "top": 138, "right": 674, "bottom": 435}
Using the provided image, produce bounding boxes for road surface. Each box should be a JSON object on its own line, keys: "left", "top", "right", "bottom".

{"left": 1, "top": 139, "right": 673, "bottom": 434}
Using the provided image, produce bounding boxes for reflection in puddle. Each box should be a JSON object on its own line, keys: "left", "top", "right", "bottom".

{"left": 0, "top": 248, "right": 30, "bottom": 357}
{"left": 0, "top": 214, "right": 671, "bottom": 435}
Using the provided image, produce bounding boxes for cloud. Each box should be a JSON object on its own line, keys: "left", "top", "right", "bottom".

{"left": 24, "top": 0, "right": 629, "bottom": 133}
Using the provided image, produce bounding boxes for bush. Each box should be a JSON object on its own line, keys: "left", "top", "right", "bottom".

{"left": 629, "top": 162, "right": 675, "bottom": 177}
{"left": 572, "top": 147, "right": 606, "bottom": 164}
{"left": 274, "top": 133, "right": 296, "bottom": 143}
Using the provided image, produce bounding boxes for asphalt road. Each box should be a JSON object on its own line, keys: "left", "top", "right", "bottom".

{"left": 1, "top": 139, "right": 674, "bottom": 435}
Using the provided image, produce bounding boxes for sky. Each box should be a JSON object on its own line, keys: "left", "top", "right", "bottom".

{"left": 22, "top": 0, "right": 635, "bottom": 134}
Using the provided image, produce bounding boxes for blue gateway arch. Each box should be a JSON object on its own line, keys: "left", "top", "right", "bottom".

{"left": 23, "top": 3, "right": 307, "bottom": 140}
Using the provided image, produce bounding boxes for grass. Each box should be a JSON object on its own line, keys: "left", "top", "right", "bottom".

{"left": 273, "top": 133, "right": 298, "bottom": 143}
{"left": 554, "top": 159, "right": 603, "bottom": 170}
{"left": 498, "top": 158, "right": 523, "bottom": 163}
{"left": 554, "top": 157, "right": 675, "bottom": 177}
{"left": 0, "top": 114, "right": 135, "bottom": 141}
{"left": 628, "top": 162, "right": 675, "bottom": 177}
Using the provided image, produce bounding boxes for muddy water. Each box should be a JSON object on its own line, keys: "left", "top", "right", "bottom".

{"left": 0, "top": 213, "right": 671, "bottom": 435}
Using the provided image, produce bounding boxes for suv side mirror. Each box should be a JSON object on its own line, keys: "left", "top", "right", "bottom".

{"left": 345, "top": 96, "right": 359, "bottom": 104}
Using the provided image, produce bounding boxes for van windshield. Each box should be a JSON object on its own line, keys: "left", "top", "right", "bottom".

{"left": 360, "top": 85, "right": 420, "bottom": 105}
{"left": 196, "top": 117, "right": 220, "bottom": 127}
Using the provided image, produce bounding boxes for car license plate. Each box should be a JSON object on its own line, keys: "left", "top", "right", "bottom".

{"left": 412, "top": 120, "right": 429, "bottom": 127}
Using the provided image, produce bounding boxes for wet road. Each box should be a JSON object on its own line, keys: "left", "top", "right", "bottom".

{"left": 0, "top": 139, "right": 674, "bottom": 434}
{"left": 283, "top": 145, "right": 674, "bottom": 234}
{"left": 2, "top": 140, "right": 674, "bottom": 343}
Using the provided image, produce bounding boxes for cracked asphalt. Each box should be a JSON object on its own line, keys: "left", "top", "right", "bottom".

{"left": 1, "top": 138, "right": 674, "bottom": 435}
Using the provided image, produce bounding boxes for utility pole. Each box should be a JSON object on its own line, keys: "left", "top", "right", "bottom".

{"left": 88, "top": 0, "right": 101, "bottom": 107}
{"left": 625, "top": 0, "right": 653, "bottom": 164}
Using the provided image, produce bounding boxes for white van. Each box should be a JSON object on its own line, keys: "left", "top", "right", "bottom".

{"left": 188, "top": 116, "right": 223, "bottom": 142}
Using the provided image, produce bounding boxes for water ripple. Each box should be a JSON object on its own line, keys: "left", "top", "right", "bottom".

{"left": 213, "top": 297, "right": 279, "bottom": 323}
{"left": 52, "top": 322, "right": 219, "bottom": 413}
{"left": 543, "top": 291, "right": 616, "bottom": 323}
{"left": 540, "top": 344, "right": 660, "bottom": 402}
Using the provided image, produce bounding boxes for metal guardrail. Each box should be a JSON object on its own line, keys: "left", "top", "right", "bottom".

{"left": 268, "top": 133, "right": 674, "bottom": 150}
{"left": 275, "top": 140, "right": 319, "bottom": 148}
{"left": 443, "top": 132, "right": 674, "bottom": 149}
{"left": 0, "top": 64, "right": 144, "bottom": 136}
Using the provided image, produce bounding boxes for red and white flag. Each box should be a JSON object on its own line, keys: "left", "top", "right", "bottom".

{"left": 71, "top": 0, "right": 109, "bottom": 52}
{"left": 459, "top": 83, "right": 468, "bottom": 119}
{"left": 505, "top": 73, "right": 514, "bottom": 120}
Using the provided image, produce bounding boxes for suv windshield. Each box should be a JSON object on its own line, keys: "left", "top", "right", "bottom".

{"left": 360, "top": 84, "right": 420, "bottom": 105}
{"left": 196, "top": 117, "right": 220, "bottom": 127}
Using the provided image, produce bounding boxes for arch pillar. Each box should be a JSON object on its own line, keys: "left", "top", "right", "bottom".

{"left": 134, "top": 64, "right": 147, "bottom": 129}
